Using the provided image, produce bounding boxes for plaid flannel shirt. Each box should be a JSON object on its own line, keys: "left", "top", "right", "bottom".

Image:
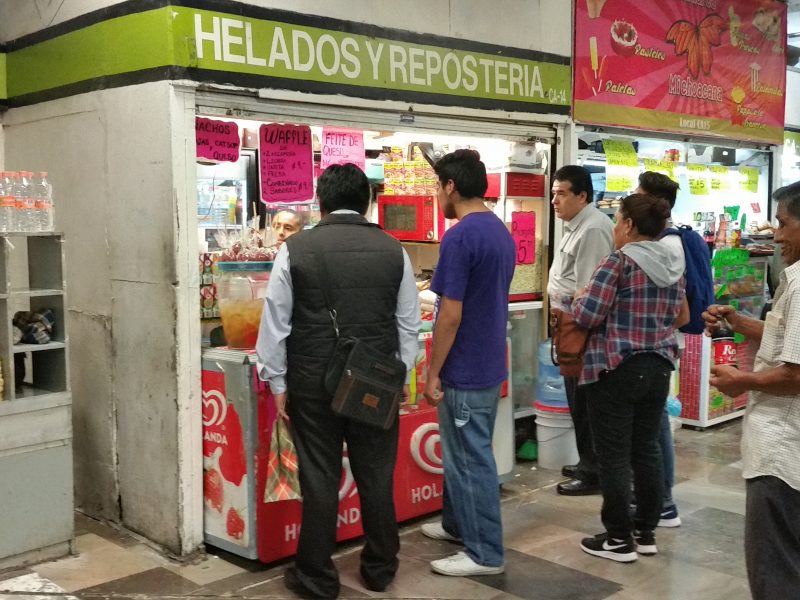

{"left": 572, "top": 251, "right": 684, "bottom": 385}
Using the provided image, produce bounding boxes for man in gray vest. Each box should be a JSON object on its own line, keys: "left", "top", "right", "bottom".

{"left": 256, "top": 164, "right": 421, "bottom": 598}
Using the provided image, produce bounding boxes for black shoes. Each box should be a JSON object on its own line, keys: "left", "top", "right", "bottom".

{"left": 561, "top": 464, "right": 578, "bottom": 478}
{"left": 580, "top": 533, "right": 637, "bottom": 563}
{"left": 634, "top": 530, "right": 658, "bottom": 555}
{"left": 359, "top": 566, "right": 393, "bottom": 593}
{"left": 556, "top": 479, "right": 600, "bottom": 495}
{"left": 283, "top": 567, "right": 338, "bottom": 599}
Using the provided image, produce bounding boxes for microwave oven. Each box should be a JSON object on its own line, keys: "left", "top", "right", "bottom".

{"left": 377, "top": 194, "right": 451, "bottom": 242}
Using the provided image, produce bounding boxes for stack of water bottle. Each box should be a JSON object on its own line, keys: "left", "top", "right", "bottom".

{"left": 0, "top": 171, "right": 55, "bottom": 233}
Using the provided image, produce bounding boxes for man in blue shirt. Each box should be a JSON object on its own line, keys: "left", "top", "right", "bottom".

{"left": 423, "top": 149, "right": 515, "bottom": 577}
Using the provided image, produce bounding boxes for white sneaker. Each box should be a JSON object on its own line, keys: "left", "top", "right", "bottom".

{"left": 421, "top": 522, "right": 462, "bottom": 543}
{"left": 431, "top": 552, "right": 504, "bottom": 576}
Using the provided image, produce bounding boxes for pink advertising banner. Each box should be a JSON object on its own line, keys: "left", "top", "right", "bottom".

{"left": 196, "top": 117, "right": 240, "bottom": 163}
{"left": 573, "top": 0, "right": 787, "bottom": 145}
{"left": 320, "top": 127, "right": 365, "bottom": 171}
{"left": 259, "top": 124, "right": 314, "bottom": 204}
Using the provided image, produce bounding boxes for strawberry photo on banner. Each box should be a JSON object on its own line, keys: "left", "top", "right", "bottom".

{"left": 573, "top": 0, "right": 787, "bottom": 145}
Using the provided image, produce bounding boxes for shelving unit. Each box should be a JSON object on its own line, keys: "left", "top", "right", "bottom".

{"left": 0, "top": 233, "right": 73, "bottom": 568}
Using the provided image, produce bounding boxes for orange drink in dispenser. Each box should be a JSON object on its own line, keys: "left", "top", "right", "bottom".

{"left": 216, "top": 261, "right": 272, "bottom": 349}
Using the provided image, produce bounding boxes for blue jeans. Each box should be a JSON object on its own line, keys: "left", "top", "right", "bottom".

{"left": 659, "top": 409, "right": 675, "bottom": 508}
{"left": 438, "top": 384, "right": 504, "bottom": 567}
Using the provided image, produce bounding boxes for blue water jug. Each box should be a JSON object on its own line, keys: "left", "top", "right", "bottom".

{"left": 536, "top": 339, "right": 568, "bottom": 407}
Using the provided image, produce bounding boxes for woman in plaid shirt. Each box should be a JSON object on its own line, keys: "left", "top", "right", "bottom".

{"left": 572, "top": 194, "right": 689, "bottom": 563}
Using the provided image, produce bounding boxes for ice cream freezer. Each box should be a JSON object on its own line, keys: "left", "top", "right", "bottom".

{"left": 201, "top": 341, "right": 514, "bottom": 561}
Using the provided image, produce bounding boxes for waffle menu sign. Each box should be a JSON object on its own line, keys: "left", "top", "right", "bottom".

{"left": 573, "top": 0, "right": 788, "bottom": 144}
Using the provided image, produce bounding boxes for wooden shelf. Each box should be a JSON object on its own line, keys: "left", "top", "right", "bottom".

{"left": 13, "top": 341, "right": 66, "bottom": 354}
{"left": 8, "top": 288, "right": 64, "bottom": 297}
{"left": 0, "top": 390, "right": 70, "bottom": 416}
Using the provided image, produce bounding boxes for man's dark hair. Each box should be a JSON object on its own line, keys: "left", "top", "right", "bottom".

{"left": 433, "top": 149, "right": 488, "bottom": 199}
{"left": 554, "top": 165, "right": 593, "bottom": 203}
{"left": 620, "top": 193, "right": 671, "bottom": 238}
{"left": 638, "top": 171, "right": 680, "bottom": 209}
{"left": 316, "top": 163, "right": 371, "bottom": 214}
{"left": 774, "top": 180, "right": 800, "bottom": 221}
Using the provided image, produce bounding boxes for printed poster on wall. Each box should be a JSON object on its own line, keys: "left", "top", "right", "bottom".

{"left": 196, "top": 117, "right": 240, "bottom": 163}
{"left": 259, "top": 124, "right": 314, "bottom": 204}
{"left": 574, "top": 0, "right": 787, "bottom": 145}
{"left": 320, "top": 128, "right": 365, "bottom": 171}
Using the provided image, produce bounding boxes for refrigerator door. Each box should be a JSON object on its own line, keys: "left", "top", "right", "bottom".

{"left": 201, "top": 348, "right": 259, "bottom": 559}
{"left": 197, "top": 150, "right": 256, "bottom": 250}
{"left": 508, "top": 301, "right": 542, "bottom": 418}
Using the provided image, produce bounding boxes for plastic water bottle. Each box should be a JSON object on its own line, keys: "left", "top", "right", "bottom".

{"left": 12, "top": 171, "right": 34, "bottom": 232}
{"left": 0, "top": 196, "right": 16, "bottom": 232}
{"left": 31, "top": 172, "right": 53, "bottom": 232}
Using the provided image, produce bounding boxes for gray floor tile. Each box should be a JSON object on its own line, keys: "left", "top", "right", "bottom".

{"left": 76, "top": 567, "right": 202, "bottom": 595}
{"left": 466, "top": 548, "right": 621, "bottom": 600}
{"left": 655, "top": 507, "right": 746, "bottom": 578}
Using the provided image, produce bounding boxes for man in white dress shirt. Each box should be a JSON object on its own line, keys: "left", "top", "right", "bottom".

{"left": 703, "top": 180, "right": 800, "bottom": 600}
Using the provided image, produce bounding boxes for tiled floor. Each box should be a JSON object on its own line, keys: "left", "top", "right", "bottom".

{"left": 0, "top": 420, "right": 751, "bottom": 600}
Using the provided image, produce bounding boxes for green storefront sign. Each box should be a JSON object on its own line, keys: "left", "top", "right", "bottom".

{"left": 0, "top": 1, "right": 571, "bottom": 113}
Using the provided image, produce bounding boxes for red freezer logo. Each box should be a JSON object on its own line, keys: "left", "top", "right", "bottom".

{"left": 202, "top": 389, "right": 228, "bottom": 427}
{"left": 410, "top": 423, "right": 443, "bottom": 475}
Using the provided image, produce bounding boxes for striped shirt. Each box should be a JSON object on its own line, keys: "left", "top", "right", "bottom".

{"left": 741, "top": 260, "right": 800, "bottom": 491}
{"left": 572, "top": 251, "right": 684, "bottom": 385}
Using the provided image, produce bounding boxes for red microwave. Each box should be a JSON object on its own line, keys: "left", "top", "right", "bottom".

{"left": 377, "top": 194, "right": 451, "bottom": 242}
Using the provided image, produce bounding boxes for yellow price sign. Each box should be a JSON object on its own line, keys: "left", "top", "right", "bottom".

{"left": 606, "top": 173, "right": 634, "bottom": 193}
{"left": 603, "top": 140, "right": 639, "bottom": 167}
{"left": 643, "top": 158, "right": 677, "bottom": 182}
{"left": 739, "top": 167, "right": 759, "bottom": 194}
{"left": 709, "top": 166, "right": 730, "bottom": 192}
{"left": 687, "top": 165, "right": 709, "bottom": 196}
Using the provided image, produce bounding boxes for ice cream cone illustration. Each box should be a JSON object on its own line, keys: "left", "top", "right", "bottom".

{"left": 587, "top": 0, "right": 608, "bottom": 19}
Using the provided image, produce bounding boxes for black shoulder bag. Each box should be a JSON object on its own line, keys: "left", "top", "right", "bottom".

{"left": 315, "top": 251, "right": 406, "bottom": 430}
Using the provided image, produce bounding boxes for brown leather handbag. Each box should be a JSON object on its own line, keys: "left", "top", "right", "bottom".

{"left": 550, "top": 308, "right": 589, "bottom": 378}
{"left": 550, "top": 251, "right": 625, "bottom": 378}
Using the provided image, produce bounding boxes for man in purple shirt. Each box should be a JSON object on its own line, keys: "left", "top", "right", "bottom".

{"left": 422, "top": 150, "right": 516, "bottom": 577}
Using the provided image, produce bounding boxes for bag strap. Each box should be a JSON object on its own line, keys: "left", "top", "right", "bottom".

{"left": 312, "top": 247, "right": 340, "bottom": 338}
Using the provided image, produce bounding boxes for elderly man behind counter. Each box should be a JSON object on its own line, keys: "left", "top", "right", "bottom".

{"left": 703, "top": 181, "right": 800, "bottom": 600}
{"left": 271, "top": 209, "right": 304, "bottom": 247}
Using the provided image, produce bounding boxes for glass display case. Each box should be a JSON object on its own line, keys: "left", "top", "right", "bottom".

{"left": 197, "top": 149, "right": 258, "bottom": 251}
{"left": 507, "top": 301, "right": 542, "bottom": 418}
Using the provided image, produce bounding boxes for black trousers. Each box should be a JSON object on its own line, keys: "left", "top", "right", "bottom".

{"left": 745, "top": 475, "right": 800, "bottom": 600}
{"left": 584, "top": 354, "right": 671, "bottom": 538}
{"left": 564, "top": 375, "right": 598, "bottom": 483}
{"left": 288, "top": 395, "right": 400, "bottom": 598}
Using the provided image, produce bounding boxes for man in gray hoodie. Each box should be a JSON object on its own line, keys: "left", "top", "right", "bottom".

{"left": 570, "top": 194, "right": 688, "bottom": 563}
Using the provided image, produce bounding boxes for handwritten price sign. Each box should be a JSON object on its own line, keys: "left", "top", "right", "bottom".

{"left": 511, "top": 211, "right": 535, "bottom": 265}
{"left": 320, "top": 127, "right": 365, "bottom": 170}
{"left": 260, "top": 123, "right": 314, "bottom": 204}
{"left": 196, "top": 117, "right": 240, "bottom": 163}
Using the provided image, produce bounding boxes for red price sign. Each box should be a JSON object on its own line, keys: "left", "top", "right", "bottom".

{"left": 511, "top": 211, "right": 535, "bottom": 265}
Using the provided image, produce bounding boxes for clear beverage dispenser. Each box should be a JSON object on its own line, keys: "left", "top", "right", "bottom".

{"left": 216, "top": 261, "right": 272, "bottom": 349}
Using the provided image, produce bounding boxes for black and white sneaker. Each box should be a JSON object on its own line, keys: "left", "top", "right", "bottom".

{"left": 580, "top": 533, "right": 637, "bottom": 563}
{"left": 634, "top": 530, "right": 658, "bottom": 555}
